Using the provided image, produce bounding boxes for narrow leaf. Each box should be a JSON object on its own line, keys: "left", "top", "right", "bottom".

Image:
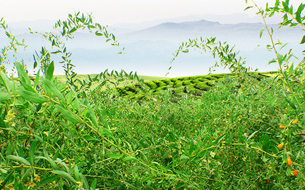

{"left": 69, "top": 27, "right": 77, "bottom": 34}
{"left": 262, "top": 134, "right": 270, "bottom": 151}
{"left": 39, "top": 175, "right": 59, "bottom": 186}
{"left": 0, "top": 72, "right": 12, "bottom": 92}
{"left": 179, "top": 154, "right": 189, "bottom": 160}
{"left": 0, "top": 171, "right": 13, "bottom": 189}
{"left": 0, "top": 92, "right": 12, "bottom": 102}
{"left": 106, "top": 154, "right": 123, "bottom": 159}
{"left": 43, "top": 79, "right": 66, "bottom": 103}
{"left": 91, "top": 179, "right": 97, "bottom": 190}
{"left": 277, "top": 53, "right": 283, "bottom": 66}
{"left": 244, "top": 6, "right": 253, "bottom": 11}
{"left": 34, "top": 69, "right": 41, "bottom": 89}
{"left": 29, "top": 141, "right": 37, "bottom": 165}
{"left": 80, "top": 173, "right": 89, "bottom": 190}
{"left": 103, "top": 128, "right": 114, "bottom": 140}
{"left": 7, "top": 155, "right": 31, "bottom": 166}
{"left": 52, "top": 170, "right": 77, "bottom": 183}
{"left": 55, "top": 105, "right": 83, "bottom": 124}
{"left": 74, "top": 165, "right": 80, "bottom": 181}
{"left": 46, "top": 61, "right": 54, "bottom": 80}
{"left": 18, "top": 90, "right": 48, "bottom": 104}
{"left": 15, "top": 62, "right": 32, "bottom": 85}
{"left": 83, "top": 135, "right": 100, "bottom": 142}
{"left": 259, "top": 28, "right": 264, "bottom": 38}
{"left": 300, "top": 35, "right": 305, "bottom": 44}
{"left": 123, "top": 156, "right": 137, "bottom": 162}
{"left": 247, "top": 131, "right": 259, "bottom": 141}
{"left": 36, "top": 156, "right": 58, "bottom": 169}
{"left": 88, "top": 106, "right": 98, "bottom": 128}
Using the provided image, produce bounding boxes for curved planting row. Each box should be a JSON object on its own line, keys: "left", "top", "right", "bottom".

{"left": 114, "top": 72, "right": 272, "bottom": 101}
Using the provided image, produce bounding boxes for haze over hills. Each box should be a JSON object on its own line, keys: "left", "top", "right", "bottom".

{"left": 1, "top": 13, "right": 304, "bottom": 77}
{"left": 111, "top": 13, "right": 284, "bottom": 30}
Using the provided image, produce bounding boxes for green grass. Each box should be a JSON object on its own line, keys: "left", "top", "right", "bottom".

{"left": 3, "top": 69, "right": 305, "bottom": 189}
{"left": 55, "top": 74, "right": 168, "bottom": 90}
{"left": 113, "top": 71, "right": 276, "bottom": 101}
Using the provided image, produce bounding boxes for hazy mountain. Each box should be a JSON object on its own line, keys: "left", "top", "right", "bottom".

{"left": 1, "top": 17, "right": 304, "bottom": 77}
{"left": 111, "top": 13, "right": 284, "bottom": 30}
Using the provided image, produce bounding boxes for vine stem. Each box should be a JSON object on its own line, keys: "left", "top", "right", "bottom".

{"left": 250, "top": 0, "right": 301, "bottom": 109}
{"left": 2, "top": 165, "right": 52, "bottom": 171}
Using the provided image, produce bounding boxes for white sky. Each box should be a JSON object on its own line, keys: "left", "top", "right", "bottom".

{"left": 0, "top": 0, "right": 303, "bottom": 25}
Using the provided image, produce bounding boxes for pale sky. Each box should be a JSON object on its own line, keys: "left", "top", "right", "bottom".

{"left": 0, "top": 0, "right": 303, "bottom": 25}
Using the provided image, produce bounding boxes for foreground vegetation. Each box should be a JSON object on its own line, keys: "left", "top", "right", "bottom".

{"left": 1, "top": 69, "right": 304, "bottom": 189}
{"left": 0, "top": 0, "right": 305, "bottom": 189}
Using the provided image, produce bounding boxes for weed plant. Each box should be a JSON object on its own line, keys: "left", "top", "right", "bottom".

{"left": 0, "top": 0, "right": 305, "bottom": 189}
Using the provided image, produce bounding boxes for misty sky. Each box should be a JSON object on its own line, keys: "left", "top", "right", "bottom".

{"left": 1, "top": 0, "right": 303, "bottom": 25}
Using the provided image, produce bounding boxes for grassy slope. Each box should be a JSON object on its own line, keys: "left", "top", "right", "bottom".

{"left": 55, "top": 71, "right": 278, "bottom": 97}
{"left": 55, "top": 74, "right": 168, "bottom": 89}
{"left": 113, "top": 71, "right": 279, "bottom": 101}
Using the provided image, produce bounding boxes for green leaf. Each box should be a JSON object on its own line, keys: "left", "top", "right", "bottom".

{"left": 55, "top": 105, "right": 83, "bottom": 124}
{"left": 259, "top": 28, "right": 264, "bottom": 38}
{"left": 0, "top": 168, "right": 8, "bottom": 173}
{"left": 102, "top": 128, "right": 114, "bottom": 140}
{"left": 296, "top": 3, "right": 305, "bottom": 14}
{"left": 83, "top": 135, "right": 100, "bottom": 142}
{"left": 52, "top": 170, "right": 77, "bottom": 183}
{"left": 106, "top": 154, "right": 123, "bottom": 159}
{"left": 300, "top": 35, "right": 305, "bottom": 44}
{"left": 182, "top": 49, "right": 189, "bottom": 53}
{"left": 91, "top": 179, "right": 97, "bottom": 190}
{"left": 179, "top": 154, "right": 189, "bottom": 160}
{"left": 36, "top": 156, "right": 58, "bottom": 169}
{"left": 0, "top": 72, "right": 12, "bottom": 92}
{"left": 29, "top": 141, "right": 37, "bottom": 165}
{"left": 244, "top": 6, "right": 253, "bottom": 11}
{"left": 43, "top": 79, "right": 66, "bottom": 103}
{"left": 15, "top": 62, "right": 32, "bottom": 85}
{"left": 95, "top": 31, "right": 103, "bottom": 36}
{"left": 7, "top": 155, "right": 31, "bottom": 166}
{"left": 74, "top": 165, "right": 80, "bottom": 181}
{"left": 46, "top": 61, "right": 54, "bottom": 80}
{"left": 262, "top": 134, "right": 270, "bottom": 151}
{"left": 123, "top": 156, "right": 137, "bottom": 162}
{"left": 34, "top": 69, "right": 41, "bottom": 89}
{"left": 282, "top": 93, "right": 297, "bottom": 109}
{"left": 288, "top": 63, "right": 294, "bottom": 76}
{"left": 80, "top": 173, "right": 89, "bottom": 190}
{"left": 88, "top": 106, "right": 98, "bottom": 128}
{"left": 277, "top": 53, "right": 283, "bottom": 66}
{"left": 247, "top": 131, "right": 259, "bottom": 141}
{"left": 18, "top": 90, "right": 48, "bottom": 104}
{"left": 22, "top": 168, "right": 31, "bottom": 181}
{"left": 0, "top": 171, "right": 13, "bottom": 189}
{"left": 34, "top": 134, "right": 43, "bottom": 143}
{"left": 0, "top": 92, "right": 12, "bottom": 102}
{"left": 33, "top": 55, "right": 38, "bottom": 69}
{"left": 39, "top": 175, "right": 59, "bottom": 186}
{"left": 51, "top": 50, "right": 62, "bottom": 54}
{"left": 69, "top": 27, "right": 77, "bottom": 34}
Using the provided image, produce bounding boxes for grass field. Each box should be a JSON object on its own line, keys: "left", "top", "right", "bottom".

{"left": 55, "top": 74, "right": 169, "bottom": 90}
{"left": 57, "top": 71, "right": 279, "bottom": 101}
{"left": 2, "top": 68, "right": 305, "bottom": 189}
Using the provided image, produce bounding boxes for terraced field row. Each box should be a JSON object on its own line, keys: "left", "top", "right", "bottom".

{"left": 115, "top": 72, "right": 275, "bottom": 100}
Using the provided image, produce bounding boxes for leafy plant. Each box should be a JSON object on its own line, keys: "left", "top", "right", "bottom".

{"left": 0, "top": 1, "right": 305, "bottom": 189}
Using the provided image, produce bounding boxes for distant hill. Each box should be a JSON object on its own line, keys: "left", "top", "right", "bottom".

{"left": 111, "top": 13, "right": 284, "bottom": 30}
{"left": 118, "top": 19, "right": 300, "bottom": 44}
{"left": 1, "top": 17, "right": 303, "bottom": 78}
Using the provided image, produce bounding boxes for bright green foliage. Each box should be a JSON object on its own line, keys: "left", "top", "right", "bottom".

{"left": 114, "top": 72, "right": 270, "bottom": 101}
{"left": 0, "top": 0, "right": 305, "bottom": 189}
